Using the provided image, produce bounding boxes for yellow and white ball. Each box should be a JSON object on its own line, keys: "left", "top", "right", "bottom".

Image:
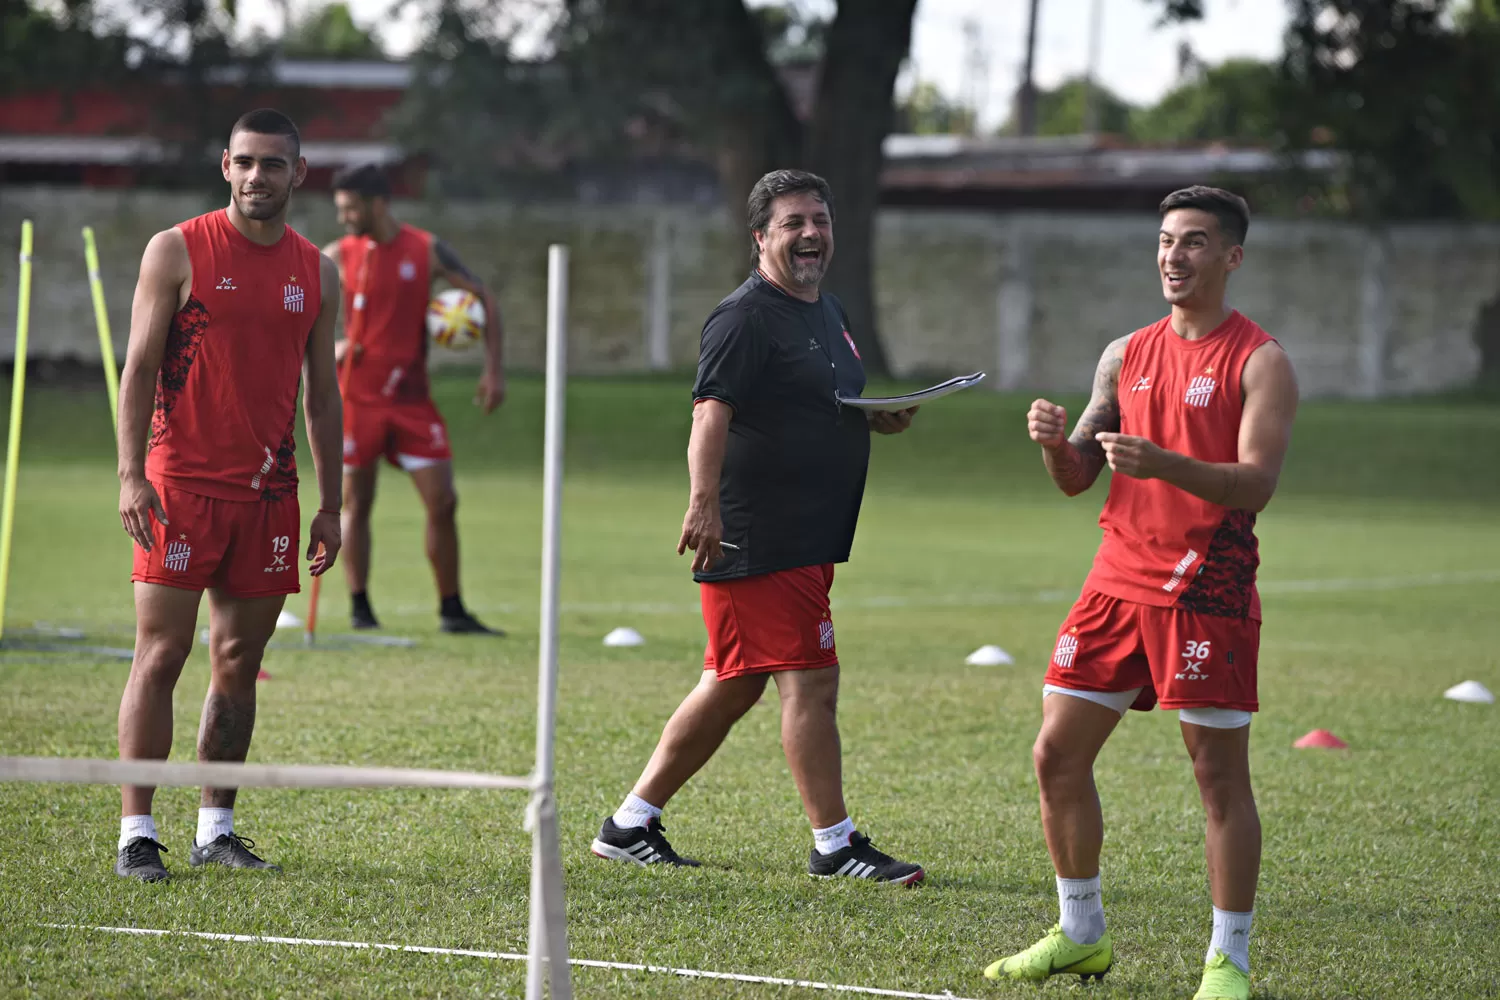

{"left": 426, "top": 288, "right": 485, "bottom": 349}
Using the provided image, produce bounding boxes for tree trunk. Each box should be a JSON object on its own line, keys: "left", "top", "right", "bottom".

{"left": 803, "top": 0, "right": 919, "bottom": 378}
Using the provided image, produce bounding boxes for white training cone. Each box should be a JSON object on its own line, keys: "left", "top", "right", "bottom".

{"left": 603, "top": 627, "right": 645, "bottom": 647}
{"left": 1444, "top": 680, "right": 1495, "bottom": 704}
{"left": 965, "top": 644, "right": 1014, "bottom": 666}
{"left": 276, "top": 609, "right": 303, "bottom": 629}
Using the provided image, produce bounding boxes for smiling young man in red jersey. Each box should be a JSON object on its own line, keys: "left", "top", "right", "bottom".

{"left": 114, "top": 109, "right": 344, "bottom": 881}
{"left": 322, "top": 163, "right": 504, "bottom": 636}
{"left": 984, "top": 187, "right": 1299, "bottom": 1000}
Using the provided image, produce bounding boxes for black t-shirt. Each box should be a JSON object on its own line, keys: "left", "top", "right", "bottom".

{"left": 691, "top": 271, "right": 869, "bottom": 583}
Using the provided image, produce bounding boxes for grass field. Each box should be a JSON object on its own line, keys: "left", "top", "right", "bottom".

{"left": 1, "top": 372, "right": 1497, "bottom": 999}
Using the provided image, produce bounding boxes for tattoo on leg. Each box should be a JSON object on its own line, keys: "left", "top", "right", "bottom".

{"left": 199, "top": 689, "right": 257, "bottom": 808}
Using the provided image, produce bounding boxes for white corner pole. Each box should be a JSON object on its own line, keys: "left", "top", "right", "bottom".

{"left": 526, "top": 244, "right": 572, "bottom": 1000}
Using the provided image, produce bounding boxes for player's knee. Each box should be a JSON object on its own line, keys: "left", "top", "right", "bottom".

{"left": 131, "top": 628, "right": 193, "bottom": 681}
{"left": 1191, "top": 748, "right": 1250, "bottom": 808}
{"left": 1033, "top": 732, "right": 1087, "bottom": 788}
{"left": 209, "top": 632, "right": 267, "bottom": 680}
{"left": 427, "top": 488, "right": 458, "bottom": 522}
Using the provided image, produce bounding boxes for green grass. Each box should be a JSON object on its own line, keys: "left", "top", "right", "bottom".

{"left": 1, "top": 373, "right": 1498, "bottom": 999}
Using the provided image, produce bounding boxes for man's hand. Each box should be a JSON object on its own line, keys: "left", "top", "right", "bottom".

{"left": 868, "top": 405, "right": 918, "bottom": 435}
{"left": 307, "top": 510, "right": 342, "bottom": 576}
{"left": 475, "top": 366, "right": 506, "bottom": 414}
{"left": 1095, "top": 432, "right": 1176, "bottom": 479}
{"left": 1028, "top": 399, "right": 1068, "bottom": 449}
{"left": 677, "top": 499, "right": 724, "bottom": 574}
{"left": 119, "top": 475, "right": 167, "bottom": 551}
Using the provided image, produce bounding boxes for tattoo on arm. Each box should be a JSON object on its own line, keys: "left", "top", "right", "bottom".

{"left": 1049, "top": 336, "right": 1127, "bottom": 493}
{"left": 434, "top": 239, "right": 478, "bottom": 284}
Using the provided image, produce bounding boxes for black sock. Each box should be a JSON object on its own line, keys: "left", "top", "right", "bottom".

{"left": 440, "top": 594, "right": 466, "bottom": 619}
{"left": 352, "top": 591, "right": 374, "bottom": 618}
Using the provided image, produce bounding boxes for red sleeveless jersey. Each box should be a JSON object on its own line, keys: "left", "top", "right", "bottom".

{"left": 338, "top": 224, "right": 433, "bottom": 404}
{"left": 146, "top": 210, "right": 321, "bottom": 502}
{"left": 1084, "top": 311, "right": 1276, "bottom": 620}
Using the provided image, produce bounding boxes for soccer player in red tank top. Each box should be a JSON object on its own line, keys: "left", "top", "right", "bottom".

{"left": 113, "top": 110, "right": 344, "bottom": 881}
{"left": 321, "top": 164, "right": 504, "bottom": 635}
{"left": 984, "top": 188, "right": 1299, "bottom": 1000}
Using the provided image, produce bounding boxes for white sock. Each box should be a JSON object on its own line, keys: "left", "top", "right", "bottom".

{"left": 1208, "top": 907, "right": 1253, "bottom": 974}
{"left": 812, "top": 817, "right": 856, "bottom": 856}
{"left": 119, "top": 814, "right": 158, "bottom": 850}
{"left": 611, "top": 793, "right": 662, "bottom": 831}
{"left": 1058, "top": 874, "right": 1107, "bottom": 945}
{"left": 196, "top": 807, "right": 234, "bottom": 847}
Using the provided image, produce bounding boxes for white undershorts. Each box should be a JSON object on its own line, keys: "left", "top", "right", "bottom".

{"left": 1043, "top": 683, "right": 1253, "bottom": 730}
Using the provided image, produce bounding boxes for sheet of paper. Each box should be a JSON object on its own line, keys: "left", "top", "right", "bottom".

{"left": 837, "top": 372, "right": 987, "bottom": 410}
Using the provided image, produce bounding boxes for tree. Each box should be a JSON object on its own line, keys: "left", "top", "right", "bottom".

{"left": 896, "top": 81, "right": 976, "bottom": 136}
{"left": 282, "top": 2, "right": 385, "bottom": 59}
{"left": 551, "top": 0, "right": 920, "bottom": 376}
{"left": 1132, "top": 58, "right": 1283, "bottom": 145}
{"left": 1000, "top": 76, "right": 1135, "bottom": 137}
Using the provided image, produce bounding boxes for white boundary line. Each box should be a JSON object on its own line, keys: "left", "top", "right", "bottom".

{"left": 35, "top": 568, "right": 1500, "bottom": 630}
{"left": 43, "top": 925, "right": 984, "bottom": 1000}
{"left": 383, "top": 567, "right": 1500, "bottom": 617}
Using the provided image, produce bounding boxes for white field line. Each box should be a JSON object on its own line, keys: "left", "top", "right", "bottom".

{"left": 43, "top": 925, "right": 984, "bottom": 1000}
{"left": 32, "top": 569, "right": 1500, "bottom": 632}
{"left": 383, "top": 567, "right": 1500, "bottom": 617}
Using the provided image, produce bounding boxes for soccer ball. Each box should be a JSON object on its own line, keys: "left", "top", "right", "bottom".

{"left": 426, "top": 288, "right": 485, "bottom": 349}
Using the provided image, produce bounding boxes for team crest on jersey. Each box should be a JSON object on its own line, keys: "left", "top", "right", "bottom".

{"left": 284, "top": 276, "right": 306, "bottom": 314}
{"left": 399, "top": 259, "right": 417, "bottom": 281}
{"left": 843, "top": 329, "right": 861, "bottom": 360}
{"left": 164, "top": 535, "right": 192, "bottom": 572}
{"left": 1184, "top": 366, "right": 1217, "bottom": 407}
{"left": 1052, "top": 627, "right": 1079, "bottom": 669}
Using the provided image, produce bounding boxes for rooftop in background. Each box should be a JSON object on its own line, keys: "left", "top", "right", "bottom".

{"left": 0, "top": 60, "right": 1338, "bottom": 209}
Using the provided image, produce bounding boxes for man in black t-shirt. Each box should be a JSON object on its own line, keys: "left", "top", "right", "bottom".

{"left": 590, "top": 169, "right": 925, "bottom": 884}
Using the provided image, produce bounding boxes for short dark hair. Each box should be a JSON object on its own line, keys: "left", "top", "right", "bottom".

{"left": 229, "top": 108, "right": 301, "bottom": 158}
{"left": 331, "top": 162, "right": 392, "bottom": 199}
{"left": 746, "top": 169, "right": 834, "bottom": 264}
{"left": 1159, "top": 186, "right": 1250, "bottom": 246}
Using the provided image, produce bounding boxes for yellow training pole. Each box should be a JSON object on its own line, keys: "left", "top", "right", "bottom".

{"left": 0, "top": 221, "right": 35, "bottom": 641}
{"left": 83, "top": 227, "right": 120, "bottom": 428}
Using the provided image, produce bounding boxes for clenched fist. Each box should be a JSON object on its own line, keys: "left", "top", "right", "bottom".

{"left": 1028, "top": 399, "right": 1068, "bottom": 449}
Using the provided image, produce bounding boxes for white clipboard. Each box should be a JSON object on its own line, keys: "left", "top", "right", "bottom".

{"left": 837, "top": 372, "right": 987, "bottom": 410}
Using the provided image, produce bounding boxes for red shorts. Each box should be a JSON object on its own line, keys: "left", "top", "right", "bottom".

{"left": 1043, "top": 589, "right": 1260, "bottom": 712}
{"left": 343, "top": 398, "right": 452, "bottom": 471}
{"left": 131, "top": 484, "right": 300, "bottom": 597}
{"left": 701, "top": 564, "right": 839, "bottom": 680}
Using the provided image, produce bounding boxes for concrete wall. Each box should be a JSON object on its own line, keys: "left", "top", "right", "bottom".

{"left": 1, "top": 186, "right": 1493, "bottom": 396}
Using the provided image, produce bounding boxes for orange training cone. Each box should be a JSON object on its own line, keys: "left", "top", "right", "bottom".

{"left": 257, "top": 669, "right": 272, "bottom": 681}
{"left": 1294, "top": 728, "right": 1347, "bottom": 749}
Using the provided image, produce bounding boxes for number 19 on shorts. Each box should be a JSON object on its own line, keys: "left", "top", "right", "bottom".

{"left": 266, "top": 534, "right": 292, "bottom": 574}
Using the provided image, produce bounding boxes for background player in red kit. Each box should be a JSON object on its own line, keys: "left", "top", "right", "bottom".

{"left": 113, "top": 109, "right": 344, "bottom": 881}
{"left": 323, "top": 164, "right": 504, "bottom": 635}
{"left": 984, "top": 187, "right": 1298, "bottom": 1000}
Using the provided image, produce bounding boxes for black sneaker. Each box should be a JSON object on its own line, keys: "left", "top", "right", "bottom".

{"left": 352, "top": 608, "right": 381, "bottom": 630}
{"left": 351, "top": 593, "right": 380, "bottom": 630}
{"left": 115, "top": 837, "right": 171, "bottom": 882}
{"left": 440, "top": 612, "right": 505, "bottom": 636}
{"left": 189, "top": 833, "right": 282, "bottom": 871}
{"left": 808, "top": 832, "right": 924, "bottom": 886}
{"left": 590, "top": 816, "right": 701, "bottom": 867}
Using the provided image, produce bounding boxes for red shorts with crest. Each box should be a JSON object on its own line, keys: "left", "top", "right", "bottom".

{"left": 131, "top": 483, "right": 300, "bottom": 597}
{"left": 343, "top": 398, "right": 453, "bottom": 471}
{"left": 701, "top": 564, "right": 839, "bottom": 680}
{"left": 1043, "top": 589, "right": 1259, "bottom": 712}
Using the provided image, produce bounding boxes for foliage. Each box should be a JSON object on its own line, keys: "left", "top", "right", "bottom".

{"left": 1133, "top": 58, "right": 1284, "bottom": 145}
{"left": 280, "top": 1, "right": 384, "bottom": 59}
